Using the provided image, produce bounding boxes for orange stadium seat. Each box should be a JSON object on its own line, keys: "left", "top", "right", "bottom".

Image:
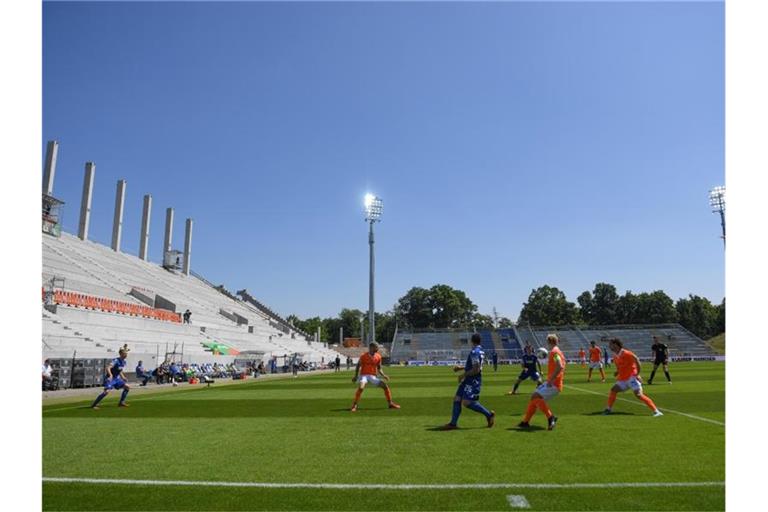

{"left": 43, "top": 288, "right": 182, "bottom": 324}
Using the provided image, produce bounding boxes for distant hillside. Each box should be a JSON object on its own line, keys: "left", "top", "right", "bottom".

{"left": 706, "top": 333, "right": 725, "bottom": 354}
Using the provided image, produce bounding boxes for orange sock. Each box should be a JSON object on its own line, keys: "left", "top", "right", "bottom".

{"left": 638, "top": 394, "right": 657, "bottom": 411}
{"left": 536, "top": 398, "right": 552, "bottom": 419}
{"left": 607, "top": 391, "right": 617, "bottom": 408}
{"left": 384, "top": 387, "right": 392, "bottom": 402}
{"left": 523, "top": 400, "right": 538, "bottom": 422}
{"left": 354, "top": 389, "right": 363, "bottom": 403}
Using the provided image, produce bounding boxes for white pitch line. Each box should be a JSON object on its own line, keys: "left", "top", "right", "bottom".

{"left": 565, "top": 384, "right": 725, "bottom": 427}
{"left": 42, "top": 477, "right": 725, "bottom": 490}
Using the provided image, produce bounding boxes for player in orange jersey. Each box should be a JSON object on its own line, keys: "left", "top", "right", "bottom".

{"left": 587, "top": 341, "right": 606, "bottom": 383}
{"left": 350, "top": 342, "right": 400, "bottom": 412}
{"left": 578, "top": 347, "right": 587, "bottom": 367}
{"left": 603, "top": 338, "right": 663, "bottom": 417}
{"left": 517, "top": 334, "right": 565, "bottom": 431}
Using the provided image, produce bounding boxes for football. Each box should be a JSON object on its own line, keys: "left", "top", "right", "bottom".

{"left": 536, "top": 347, "right": 548, "bottom": 360}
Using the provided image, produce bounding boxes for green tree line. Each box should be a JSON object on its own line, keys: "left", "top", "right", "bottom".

{"left": 520, "top": 283, "right": 724, "bottom": 339}
{"left": 289, "top": 283, "right": 724, "bottom": 344}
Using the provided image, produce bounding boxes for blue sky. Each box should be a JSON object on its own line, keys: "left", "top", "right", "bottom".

{"left": 42, "top": 1, "right": 724, "bottom": 320}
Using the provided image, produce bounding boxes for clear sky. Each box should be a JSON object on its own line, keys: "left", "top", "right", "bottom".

{"left": 42, "top": 0, "right": 724, "bottom": 320}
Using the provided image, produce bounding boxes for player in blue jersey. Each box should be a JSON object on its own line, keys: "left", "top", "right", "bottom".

{"left": 440, "top": 333, "right": 495, "bottom": 430}
{"left": 91, "top": 346, "right": 131, "bottom": 409}
{"left": 507, "top": 345, "right": 543, "bottom": 395}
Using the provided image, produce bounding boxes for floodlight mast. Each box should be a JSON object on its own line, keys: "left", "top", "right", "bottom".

{"left": 364, "top": 194, "right": 383, "bottom": 345}
{"left": 709, "top": 186, "right": 725, "bottom": 247}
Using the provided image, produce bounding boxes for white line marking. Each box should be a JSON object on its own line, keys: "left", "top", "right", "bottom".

{"left": 565, "top": 384, "right": 726, "bottom": 427}
{"left": 507, "top": 495, "right": 530, "bottom": 508}
{"left": 42, "top": 477, "right": 725, "bottom": 489}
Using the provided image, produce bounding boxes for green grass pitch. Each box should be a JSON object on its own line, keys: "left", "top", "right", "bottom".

{"left": 42, "top": 362, "right": 724, "bottom": 511}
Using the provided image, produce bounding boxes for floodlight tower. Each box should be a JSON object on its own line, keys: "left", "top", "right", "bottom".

{"left": 709, "top": 186, "right": 725, "bottom": 247}
{"left": 364, "top": 193, "right": 383, "bottom": 345}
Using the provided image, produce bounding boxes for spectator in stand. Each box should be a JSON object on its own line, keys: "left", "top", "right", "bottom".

{"left": 183, "top": 309, "right": 192, "bottom": 324}
{"left": 335, "top": 355, "right": 341, "bottom": 372}
{"left": 42, "top": 359, "right": 53, "bottom": 391}
{"left": 135, "top": 360, "right": 152, "bottom": 386}
{"left": 257, "top": 361, "right": 265, "bottom": 375}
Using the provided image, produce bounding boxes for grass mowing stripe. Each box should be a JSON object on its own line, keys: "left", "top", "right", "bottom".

{"left": 565, "top": 384, "right": 725, "bottom": 426}
{"left": 42, "top": 477, "right": 725, "bottom": 489}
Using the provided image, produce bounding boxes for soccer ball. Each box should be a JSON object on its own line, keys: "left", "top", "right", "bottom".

{"left": 536, "top": 347, "right": 548, "bottom": 360}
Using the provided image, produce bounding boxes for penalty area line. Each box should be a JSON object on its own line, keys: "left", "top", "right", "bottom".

{"left": 42, "top": 477, "right": 725, "bottom": 490}
{"left": 565, "top": 384, "right": 725, "bottom": 427}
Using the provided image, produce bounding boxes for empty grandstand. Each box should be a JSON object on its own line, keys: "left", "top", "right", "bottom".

{"left": 389, "top": 328, "right": 524, "bottom": 363}
{"left": 43, "top": 232, "right": 345, "bottom": 367}
{"left": 391, "top": 324, "right": 714, "bottom": 362}
{"left": 41, "top": 140, "right": 345, "bottom": 389}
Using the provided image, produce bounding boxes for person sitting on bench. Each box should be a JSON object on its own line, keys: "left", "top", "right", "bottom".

{"left": 135, "top": 360, "right": 152, "bottom": 386}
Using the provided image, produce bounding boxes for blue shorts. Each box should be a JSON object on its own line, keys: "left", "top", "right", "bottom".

{"left": 518, "top": 370, "right": 541, "bottom": 382}
{"left": 104, "top": 377, "right": 126, "bottom": 390}
{"left": 456, "top": 378, "right": 482, "bottom": 401}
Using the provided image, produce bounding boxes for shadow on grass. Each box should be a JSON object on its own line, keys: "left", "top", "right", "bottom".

{"left": 424, "top": 425, "right": 488, "bottom": 431}
{"left": 507, "top": 425, "right": 547, "bottom": 432}
{"left": 582, "top": 411, "right": 636, "bottom": 416}
{"left": 329, "top": 407, "right": 395, "bottom": 412}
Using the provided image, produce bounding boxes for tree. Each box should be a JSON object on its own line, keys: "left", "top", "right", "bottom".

{"left": 375, "top": 311, "right": 397, "bottom": 345}
{"left": 471, "top": 313, "right": 495, "bottom": 330}
{"left": 615, "top": 291, "right": 638, "bottom": 324}
{"left": 338, "top": 308, "right": 366, "bottom": 339}
{"left": 518, "top": 285, "right": 580, "bottom": 326}
{"left": 634, "top": 290, "right": 678, "bottom": 324}
{"left": 322, "top": 317, "right": 343, "bottom": 344}
{"left": 394, "top": 284, "right": 478, "bottom": 329}
{"left": 715, "top": 299, "right": 725, "bottom": 335}
{"left": 676, "top": 295, "right": 719, "bottom": 339}
{"left": 429, "top": 284, "right": 477, "bottom": 328}
{"left": 395, "top": 287, "right": 433, "bottom": 328}
{"left": 498, "top": 317, "right": 514, "bottom": 328}
{"left": 292, "top": 316, "right": 323, "bottom": 339}
{"left": 577, "top": 291, "right": 594, "bottom": 324}
{"left": 591, "top": 283, "right": 619, "bottom": 325}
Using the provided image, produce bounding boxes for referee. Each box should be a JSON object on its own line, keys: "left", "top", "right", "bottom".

{"left": 648, "top": 336, "right": 672, "bottom": 384}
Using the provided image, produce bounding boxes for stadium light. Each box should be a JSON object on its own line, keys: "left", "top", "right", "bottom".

{"left": 364, "top": 194, "right": 383, "bottom": 344}
{"left": 709, "top": 186, "right": 725, "bottom": 247}
{"left": 364, "top": 193, "right": 383, "bottom": 222}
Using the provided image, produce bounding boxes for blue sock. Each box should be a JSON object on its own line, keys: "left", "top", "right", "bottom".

{"left": 120, "top": 388, "right": 129, "bottom": 403}
{"left": 450, "top": 399, "right": 462, "bottom": 425}
{"left": 92, "top": 392, "right": 107, "bottom": 407}
{"left": 467, "top": 401, "right": 492, "bottom": 418}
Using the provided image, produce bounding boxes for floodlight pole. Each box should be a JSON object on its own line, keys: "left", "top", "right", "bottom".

{"left": 718, "top": 209, "right": 725, "bottom": 247}
{"left": 709, "top": 187, "right": 726, "bottom": 248}
{"left": 368, "top": 218, "right": 375, "bottom": 345}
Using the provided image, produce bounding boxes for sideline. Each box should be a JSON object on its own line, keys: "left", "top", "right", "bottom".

{"left": 42, "top": 477, "right": 726, "bottom": 490}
